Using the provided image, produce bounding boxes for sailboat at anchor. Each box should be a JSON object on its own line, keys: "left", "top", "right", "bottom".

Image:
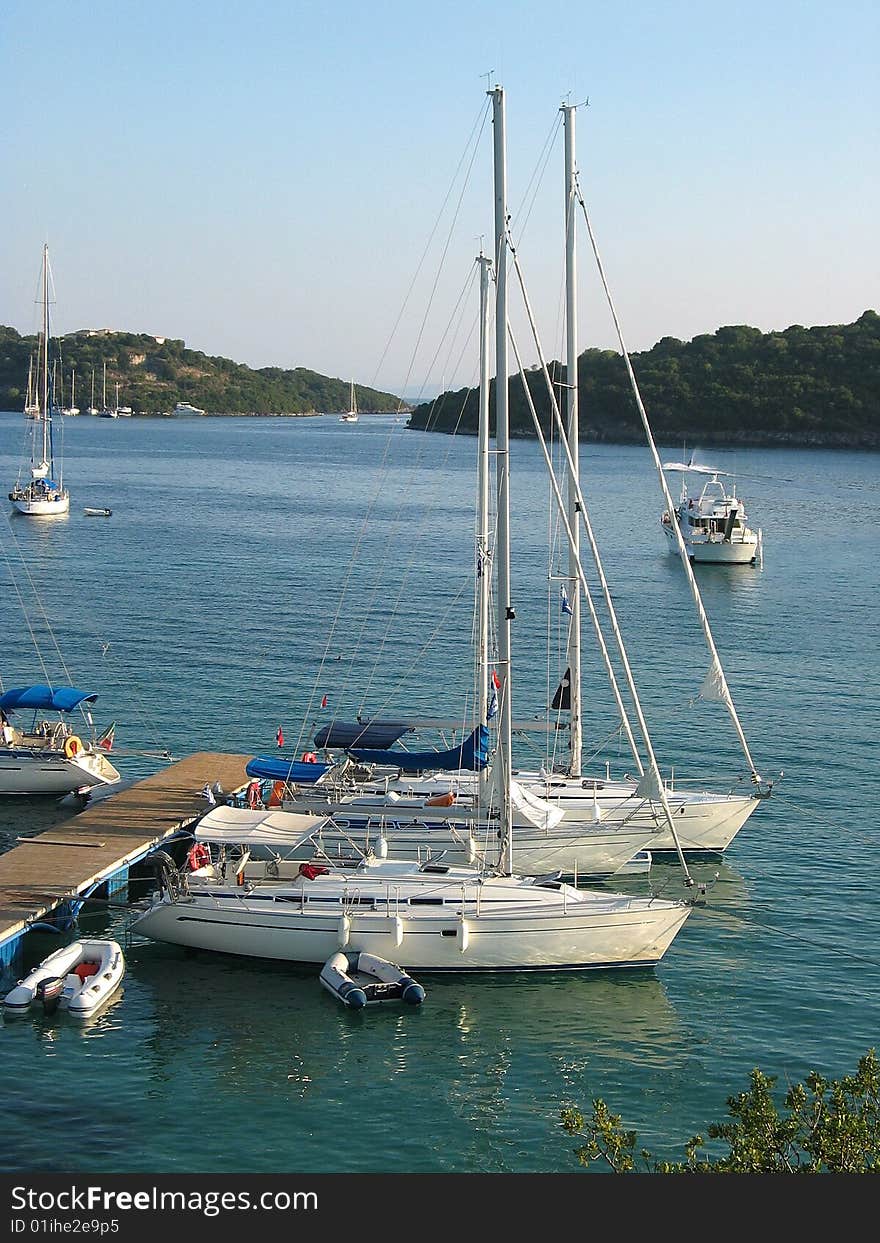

{"left": 9, "top": 245, "right": 70, "bottom": 517}
{"left": 339, "top": 380, "right": 359, "bottom": 423}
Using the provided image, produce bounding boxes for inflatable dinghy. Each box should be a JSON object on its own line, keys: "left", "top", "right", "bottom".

{"left": 319, "top": 950, "right": 426, "bottom": 1009}
{"left": 3, "top": 939, "right": 125, "bottom": 1018}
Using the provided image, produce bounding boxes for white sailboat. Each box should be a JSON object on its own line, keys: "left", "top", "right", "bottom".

{"left": 99, "top": 362, "right": 117, "bottom": 417}
{"left": 271, "top": 103, "right": 762, "bottom": 861}
{"left": 61, "top": 366, "right": 80, "bottom": 416}
{"left": 339, "top": 380, "right": 359, "bottom": 422}
{"left": 132, "top": 86, "right": 694, "bottom": 973}
{"left": 9, "top": 246, "right": 71, "bottom": 516}
{"left": 0, "top": 685, "right": 122, "bottom": 795}
{"left": 86, "top": 367, "right": 99, "bottom": 416}
{"left": 24, "top": 354, "right": 40, "bottom": 418}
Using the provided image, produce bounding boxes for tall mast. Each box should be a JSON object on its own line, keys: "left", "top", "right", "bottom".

{"left": 41, "top": 244, "right": 49, "bottom": 471}
{"left": 562, "top": 102, "right": 582, "bottom": 777}
{"left": 490, "top": 84, "right": 513, "bottom": 873}
{"left": 102, "top": 361, "right": 107, "bottom": 409}
{"left": 71, "top": 367, "right": 75, "bottom": 409}
{"left": 91, "top": 367, "right": 95, "bottom": 409}
{"left": 476, "top": 252, "right": 492, "bottom": 738}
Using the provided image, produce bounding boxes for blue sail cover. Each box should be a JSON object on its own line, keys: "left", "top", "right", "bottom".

{"left": 245, "top": 757, "right": 331, "bottom": 783}
{"left": 0, "top": 685, "right": 98, "bottom": 714}
{"left": 313, "top": 721, "right": 415, "bottom": 750}
{"left": 348, "top": 724, "right": 490, "bottom": 772}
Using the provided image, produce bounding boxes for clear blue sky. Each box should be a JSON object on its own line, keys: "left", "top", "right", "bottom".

{"left": 2, "top": 0, "right": 877, "bottom": 397}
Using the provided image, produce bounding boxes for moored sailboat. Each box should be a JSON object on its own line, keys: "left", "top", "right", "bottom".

{"left": 133, "top": 85, "right": 694, "bottom": 973}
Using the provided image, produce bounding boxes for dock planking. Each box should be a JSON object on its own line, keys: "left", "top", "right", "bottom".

{"left": 0, "top": 752, "right": 250, "bottom": 957}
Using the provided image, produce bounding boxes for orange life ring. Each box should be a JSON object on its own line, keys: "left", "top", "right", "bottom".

{"left": 301, "top": 751, "right": 318, "bottom": 764}
{"left": 64, "top": 735, "right": 83, "bottom": 759}
{"left": 187, "top": 842, "right": 211, "bottom": 871}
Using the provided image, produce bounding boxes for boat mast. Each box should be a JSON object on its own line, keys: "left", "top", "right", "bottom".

{"left": 40, "top": 244, "right": 50, "bottom": 474}
{"left": 562, "top": 102, "right": 582, "bottom": 777}
{"left": 490, "top": 84, "right": 513, "bottom": 873}
{"left": 102, "top": 361, "right": 107, "bottom": 410}
{"left": 476, "top": 251, "right": 492, "bottom": 808}
{"left": 91, "top": 367, "right": 95, "bottom": 409}
{"left": 70, "top": 367, "right": 75, "bottom": 409}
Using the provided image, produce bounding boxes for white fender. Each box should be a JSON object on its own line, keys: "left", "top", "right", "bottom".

{"left": 457, "top": 918, "right": 470, "bottom": 952}
{"left": 391, "top": 915, "right": 404, "bottom": 947}
{"left": 337, "top": 914, "right": 351, "bottom": 946}
{"left": 376, "top": 835, "right": 389, "bottom": 858}
{"left": 466, "top": 835, "right": 476, "bottom": 864}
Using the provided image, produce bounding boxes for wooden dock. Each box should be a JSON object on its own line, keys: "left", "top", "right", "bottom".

{"left": 0, "top": 752, "right": 250, "bottom": 964}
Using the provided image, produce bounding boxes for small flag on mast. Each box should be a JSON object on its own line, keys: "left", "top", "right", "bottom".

{"left": 321, "top": 695, "right": 328, "bottom": 709}
{"left": 276, "top": 726, "right": 284, "bottom": 748}
{"left": 561, "top": 586, "right": 573, "bottom": 616}
{"left": 487, "top": 689, "right": 498, "bottom": 720}
{"left": 97, "top": 722, "right": 116, "bottom": 752}
{"left": 491, "top": 669, "right": 501, "bottom": 690}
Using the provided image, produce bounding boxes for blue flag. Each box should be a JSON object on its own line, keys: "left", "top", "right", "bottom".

{"left": 561, "top": 586, "right": 573, "bottom": 616}
{"left": 487, "top": 688, "right": 498, "bottom": 720}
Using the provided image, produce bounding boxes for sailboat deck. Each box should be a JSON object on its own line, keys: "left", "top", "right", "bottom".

{"left": 0, "top": 752, "right": 250, "bottom": 957}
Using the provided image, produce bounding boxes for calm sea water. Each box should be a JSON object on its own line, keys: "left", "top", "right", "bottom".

{"left": 1, "top": 410, "right": 878, "bottom": 1174}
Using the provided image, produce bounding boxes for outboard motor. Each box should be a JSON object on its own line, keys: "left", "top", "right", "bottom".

{"left": 149, "top": 849, "right": 183, "bottom": 900}
{"left": 35, "top": 976, "right": 64, "bottom": 1017}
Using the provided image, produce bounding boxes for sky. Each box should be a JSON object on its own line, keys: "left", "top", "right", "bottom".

{"left": 2, "top": 0, "right": 877, "bottom": 398}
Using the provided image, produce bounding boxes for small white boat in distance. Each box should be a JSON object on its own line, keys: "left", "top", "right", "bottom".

{"left": 339, "top": 380, "right": 358, "bottom": 423}
{"left": 661, "top": 459, "right": 762, "bottom": 565}
{"left": 3, "top": 939, "right": 125, "bottom": 1018}
{"left": 174, "top": 401, "right": 206, "bottom": 416}
{"left": 84, "top": 507, "right": 112, "bottom": 517}
{"left": 320, "top": 950, "right": 426, "bottom": 1008}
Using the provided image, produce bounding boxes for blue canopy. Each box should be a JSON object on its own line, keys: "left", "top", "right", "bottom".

{"left": 348, "top": 724, "right": 489, "bottom": 772}
{"left": 0, "top": 685, "right": 98, "bottom": 714}
{"left": 313, "top": 720, "right": 415, "bottom": 750}
{"left": 245, "top": 756, "right": 331, "bottom": 783}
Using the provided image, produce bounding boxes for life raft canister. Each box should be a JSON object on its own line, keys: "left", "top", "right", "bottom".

{"left": 186, "top": 842, "right": 211, "bottom": 871}
{"left": 64, "top": 735, "right": 83, "bottom": 759}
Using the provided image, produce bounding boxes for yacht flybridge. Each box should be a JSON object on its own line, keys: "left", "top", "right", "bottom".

{"left": 661, "top": 461, "right": 762, "bottom": 565}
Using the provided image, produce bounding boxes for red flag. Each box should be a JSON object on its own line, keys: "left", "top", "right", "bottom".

{"left": 320, "top": 695, "right": 328, "bottom": 708}
{"left": 491, "top": 670, "right": 501, "bottom": 689}
{"left": 276, "top": 726, "right": 284, "bottom": 748}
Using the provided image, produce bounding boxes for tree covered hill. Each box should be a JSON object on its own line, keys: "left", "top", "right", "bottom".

{"left": 409, "top": 311, "right": 880, "bottom": 449}
{"left": 0, "top": 326, "right": 403, "bottom": 416}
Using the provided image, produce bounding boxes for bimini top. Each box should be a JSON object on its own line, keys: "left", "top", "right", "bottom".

{"left": 245, "top": 756, "right": 331, "bottom": 783}
{"left": 0, "top": 685, "right": 98, "bottom": 714}
{"left": 349, "top": 724, "right": 490, "bottom": 772}
{"left": 313, "top": 720, "right": 415, "bottom": 750}
{"left": 194, "top": 805, "right": 328, "bottom": 849}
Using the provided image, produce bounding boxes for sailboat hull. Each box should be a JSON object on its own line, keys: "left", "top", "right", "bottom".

{"left": 10, "top": 493, "right": 70, "bottom": 517}
{"left": 0, "top": 748, "right": 121, "bottom": 794}
{"left": 132, "top": 889, "right": 690, "bottom": 971}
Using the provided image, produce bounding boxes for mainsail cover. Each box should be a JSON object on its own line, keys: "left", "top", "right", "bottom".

{"left": 245, "top": 756, "right": 331, "bottom": 783}
{"left": 348, "top": 724, "right": 490, "bottom": 772}
{"left": 313, "top": 721, "right": 414, "bottom": 749}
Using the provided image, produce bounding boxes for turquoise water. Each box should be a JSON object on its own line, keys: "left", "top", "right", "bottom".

{"left": 1, "top": 411, "right": 878, "bottom": 1173}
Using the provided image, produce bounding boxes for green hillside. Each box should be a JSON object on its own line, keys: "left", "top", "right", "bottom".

{"left": 0, "top": 327, "right": 403, "bottom": 416}
{"left": 409, "top": 311, "right": 880, "bottom": 449}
